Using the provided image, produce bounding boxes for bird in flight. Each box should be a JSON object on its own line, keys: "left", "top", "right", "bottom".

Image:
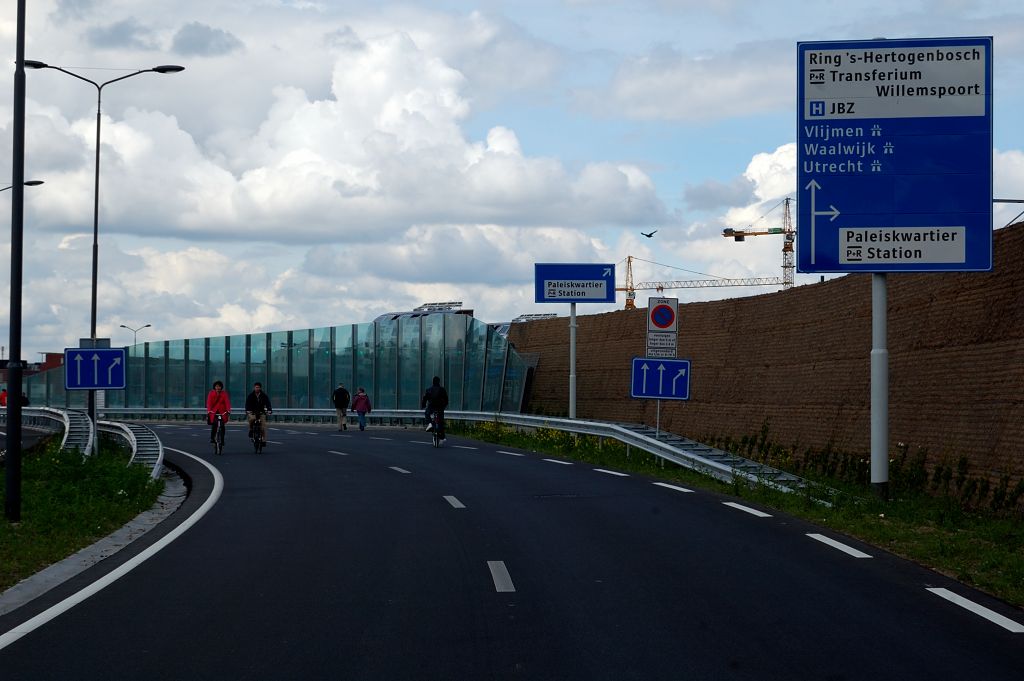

{"left": 641, "top": 229, "right": 658, "bottom": 238}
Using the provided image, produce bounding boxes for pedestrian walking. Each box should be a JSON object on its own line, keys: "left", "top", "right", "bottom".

{"left": 351, "top": 387, "right": 372, "bottom": 431}
{"left": 332, "top": 382, "right": 351, "bottom": 430}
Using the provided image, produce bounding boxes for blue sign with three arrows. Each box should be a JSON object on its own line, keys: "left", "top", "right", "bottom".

{"left": 64, "top": 347, "right": 127, "bottom": 390}
{"left": 631, "top": 357, "right": 690, "bottom": 400}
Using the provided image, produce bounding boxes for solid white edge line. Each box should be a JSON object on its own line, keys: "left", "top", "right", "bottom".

{"left": 488, "top": 561, "right": 516, "bottom": 593}
{"left": 0, "top": 448, "right": 224, "bottom": 651}
{"left": 806, "top": 533, "right": 872, "bottom": 559}
{"left": 594, "top": 468, "right": 628, "bottom": 477}
{"left": 653, "top": 482, "right": 694, "bottom": 493}
{"left": 542, "top": 458, "right": 573, "bottom": 465}
{"left": 443, "top": 496, "right": 466, "bottom": 509}
{"left": 497, "top": 450, "right": 525, "bottom": 457}
{"left": 328, "top": 450, "right": 349, "bottom": 456}
{"left": 927, "top": 588, "right": 1024, "bottom": 633}
{"left": 722, "top": 501, "right": 772, "bottom": 518}
{"left": 390, "top": 466, "right": 411, "bottom": 474}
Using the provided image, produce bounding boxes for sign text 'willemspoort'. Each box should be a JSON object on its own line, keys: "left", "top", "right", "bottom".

{"left": 797, "top": 36, "right": 992, "bottom": 273}
{"left": 534, "top": 263, "right": 616, "bottom": 303}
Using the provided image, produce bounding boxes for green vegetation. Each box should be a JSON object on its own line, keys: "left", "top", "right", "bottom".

{"left": 449, "top": 420, "right": 1024, "bottom": 608}
{"left": 0, "top": 437, "right": 164, "bottom": 594}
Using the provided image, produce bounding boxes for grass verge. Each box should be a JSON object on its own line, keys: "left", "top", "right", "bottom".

{"left": 0, "top": 437, "right": 164, "bottom": 594}
{"left": 449, "top": 421, "right": 1024, "bottom": 609}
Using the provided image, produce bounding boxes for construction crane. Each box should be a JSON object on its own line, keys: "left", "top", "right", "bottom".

{"left": 617, "top": 255, "right": 784, "bottom": 310}
{"left": 722, "top": 196, "right": 795, "bottom": 289}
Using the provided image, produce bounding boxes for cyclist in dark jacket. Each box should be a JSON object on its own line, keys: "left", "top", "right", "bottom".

{"left": 422, "top": 376, "right": 449, "bottom": 440}
{"left": 245, "top": 382, "right": 273, "bottom": 445}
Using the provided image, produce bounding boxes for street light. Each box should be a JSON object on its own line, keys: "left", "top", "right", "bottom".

{"left": 119, "top": 323, "right": 151, "bottom": 347}
{"left": 26, "top": 60, "right": 184, "bottom": 437}
{"left": 1, "top": 180, "right": 43, "bottom": 192}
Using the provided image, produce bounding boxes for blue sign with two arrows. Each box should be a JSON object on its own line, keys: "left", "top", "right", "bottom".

{"left": 64, "top": 348, "right": 127, "bottom": 390}
{"left": 631, "top": 357, "right": 690, "bottom": 400}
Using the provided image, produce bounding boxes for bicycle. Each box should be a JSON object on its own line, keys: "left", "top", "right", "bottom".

{"left": 429, "top": 410, "right": 444, "bottom": 448}
{"left": 249, "top": 411, "right": 266, "bottom": 455}
{"left": 211, "top": 412, "right": 226, "bottom": 455}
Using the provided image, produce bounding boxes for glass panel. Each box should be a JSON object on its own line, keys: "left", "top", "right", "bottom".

{"left": 398, "top": 316, "right": 421, "bottom": 410}
{"left": 374, "top": 319, "right": 397, "bottom": 409}
{"left": 208, "top": 337, "right": 227, "bottom": 406}
{"left": 269, "top": 331, "right": 289, "bottom": 407}
{"left": 290, "top": 329, "right": 311, "bottom": 408}
{"left": 482, "top": 329, "right": 507, "bottom": 411}
{"left": 127, "top": 343, "right": 145, "bottom": 407}
{"left": 46, "top": 366, "right": 69, "bottom": 408}
{"left": 25, "top": 372, "right": 45, "bottom": 406}
{"left": 228, "top": 334, "right": 247, "bottom": 398}
{"left": 422, "top": 315, "right": 444, "bottom": 397}
{"left": 167, "top": 340, "right": 186, "bottom": 408}
{"left": 311, "top": 327, "right": 332, "bottom": 408}
{"left": 187, "top": 338, "right": 206, "bottom": 408}
{"left": 146, "top": 341, "right": 167, "bottom": 407}
{"left": 463, "top": 318, "right": 487, "bottom": 411}
{"left": 445, "top": 314, "right": 466, "bottom": 410}
{"left": 353, "top": 323, "right": 375, "bottom": 402}
{"left": 250, "top": 333, "right": 268, "bottom": 389}
{"left": 501, "top": 351, "right": 527, "bottom": 413}
{"left": 333, "top": 325, "right": 353, "bottom": 391}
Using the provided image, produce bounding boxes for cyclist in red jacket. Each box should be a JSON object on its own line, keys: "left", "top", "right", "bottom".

{"left": 206, "top": 380, "right": 231, "bottom": 443}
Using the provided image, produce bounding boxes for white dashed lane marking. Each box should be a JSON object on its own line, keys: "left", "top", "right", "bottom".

{"left": 488, "top": 561, "right": 516, "bottom": 593}
{"left": 806, "top": 533, "right": 872, "bottom": 559}
{"left": 328, "top": 450, "right": 349, "bottom": 456}
{"left": 443, "top": 496, "right": 466, "bottom": 509}
{"left": 389, "top": 467, "right": 411, "bottom": 474}
{"left": 594, "top": 468, "right": 628, "bottom": 477}
{"left": 543, "top": 459, "right": 573, "bottom": 466}
{"left": 927, "top": 588, "right": 1024, "bottom": 633}
{"left": 454, "top": 445, "right": 477, "bottom": 450}
{"left": 370, "top": 436, "right": 392, "bottom": 441}
{"left": 722, "top": 502, "right": 772, "bottom": 518}
{"left": 653, "top": 482, "right": 694, "bottom": 493}
{"left": 498, "top": 450, "right": 525, "bottom": 457}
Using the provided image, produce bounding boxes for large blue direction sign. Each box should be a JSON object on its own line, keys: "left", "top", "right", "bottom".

{"left": 797, "top": 36, "right": 992, "bottom": 273}
{"left": 631, "top": 357, "right": 690, "bottom": 400}
{"left": 535, "top": 263, "right": 615, "bottom": 303}
{"left": 64, "top": 347, "right": 127, "bottom": 390}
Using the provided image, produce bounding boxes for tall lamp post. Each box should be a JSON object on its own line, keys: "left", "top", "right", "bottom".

{"left": 119, "top": 323, "right": 151, "bottom": 347}
{"left": 25, "top": 60, "right": 184, "bottom": 437}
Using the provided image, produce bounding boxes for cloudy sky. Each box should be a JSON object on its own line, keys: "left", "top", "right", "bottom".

{"left": 2, "top": 0, "right": 1024, "bottom": 358}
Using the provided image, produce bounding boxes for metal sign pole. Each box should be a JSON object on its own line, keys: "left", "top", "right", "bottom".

{"left": 569, "top": 302, "right": 576, "bottom": 419}
{"left": 871, "top": 273, "right": 889, "bottom": 500}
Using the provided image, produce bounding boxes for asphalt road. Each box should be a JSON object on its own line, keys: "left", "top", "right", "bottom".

{"left": 2, "top": 421, "right": 1022, "bottom": 680}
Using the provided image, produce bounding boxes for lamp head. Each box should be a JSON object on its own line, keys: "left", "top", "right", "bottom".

{"left": 24, "top": 180, "right": 44, "bottom": 186}
{"left": 152, "top": 65, "right": 185, "bottom": 74}
{"left": 24, "top": 60, "right": 48, "bottom": 69}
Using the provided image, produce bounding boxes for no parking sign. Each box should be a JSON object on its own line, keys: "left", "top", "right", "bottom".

{"left": 648, "top": 298, "right": 678, "bottom": 332}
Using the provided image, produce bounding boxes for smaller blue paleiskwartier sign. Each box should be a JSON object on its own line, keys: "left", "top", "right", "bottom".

{"left": 64, "top": 347, "right": 127, "bottom": 390}
{"left": 631, "top": 357, "right": 690, "bottom": 401}
{"left": 534, "top": 263, "right": 615, "bottom": 303}
{"left": 797, "top": 36, "right": 993, "bottom": 273}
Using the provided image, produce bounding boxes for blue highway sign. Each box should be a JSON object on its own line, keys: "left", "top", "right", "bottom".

{"left": 64, "top": 347, "right": 127, "bottom": 390}
{"left": 797, "top": 36, "right": 992, "bottom": 273}
{"left": 535, "top": 263, "right": 615, "bottom": 303}
{"left": 631, "top": 357, "right": 690, "bottom": 400}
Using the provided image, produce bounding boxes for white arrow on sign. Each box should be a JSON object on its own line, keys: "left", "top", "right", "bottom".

{"left": 640, "top": 362, "right": 650, "bottom": 393}
{"left": 657, "top": 363, "right": 666, "bottom": 393}
{"left": 73, "top": 353, "right": 83, "bottom": 384}
{"left": 672, "top": 367, "right": 687, "bottom": 394}
{"left": 108, "top": 355, "right": 122, "bottom": 384}
{"left": 603, "top": 267, "right": 612, "bottom": 277}
{"left": 92, "top": 353, "right": 101, "bottom": 383}
{"left": 805, "top": 179, "right": 841, "bottom": 265}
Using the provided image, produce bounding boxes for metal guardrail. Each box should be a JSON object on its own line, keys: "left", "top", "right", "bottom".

{"left": 0, "top": 407, "right": 93, "bottom": 455}
{"left": 98, "top": 421, "right": 164, "bottom": 479}
{"left": 98, "top": 407, "right": 817, "bottom": 495}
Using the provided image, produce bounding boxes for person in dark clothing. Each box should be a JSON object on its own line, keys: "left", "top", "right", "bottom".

{"left": 245, "top": 382, "right": 273, "bottom": 445}
{"left": 421, "top": 376, "right": 449, "bottom": 440}
{"left": 331, "top": 382, "right": 351, "bottom": 431}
